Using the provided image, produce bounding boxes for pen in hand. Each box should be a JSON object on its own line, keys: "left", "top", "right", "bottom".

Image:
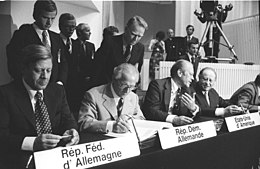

{"left": 26, "top": 155, "right": 33, "bottom": 169}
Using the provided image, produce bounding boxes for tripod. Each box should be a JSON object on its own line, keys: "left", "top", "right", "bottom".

{"left": 198, "top": 19, "right": 238, "bottom": 62}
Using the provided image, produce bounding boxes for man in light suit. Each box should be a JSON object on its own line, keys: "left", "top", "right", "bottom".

{"left": 6, "top": 0, "right": 68, "bottom": 85}
{"left": 194, "top": 67, "right": 241, "bottom": 117}
{"left": 142, "top": 60, "right": 199, "bottom": 126}
{"left": 78, "top": 63, "right": 145, "bottom": 133}
{"left": 93, "top": 16, "right": 148, "bottom": 87}
{"left": 0, "top": 45, "right": 79, "bottom": 169}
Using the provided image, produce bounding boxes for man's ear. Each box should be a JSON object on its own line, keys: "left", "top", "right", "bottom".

{"left": 177, "top": 69, "right": 183, "bottom": 77}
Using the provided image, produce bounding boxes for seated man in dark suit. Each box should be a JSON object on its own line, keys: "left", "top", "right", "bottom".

{"left": 142, "top": 60, "right": 199, "bottom": 126}
{"left": 0, "top": 45, "right": 79, "bottom": 169}
{"left": 78, "top": 63, "right": 145, "bottom": 134}
{"left": 93, "top": 16, "right": 148, "bottom": 87}
{"left": 230, "top": 73, "right": 260, "bottom": 112}
{"left": 194, "top": 67, "right": 241, "bottom": 117}
{"left": 6, "top": 0, "right": 68, "bottom": 85}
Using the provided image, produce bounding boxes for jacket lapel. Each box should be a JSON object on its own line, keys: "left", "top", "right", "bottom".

{"left": 164, "top": 78, "right": 171, "bottom": 112}
{"left": 15, "top": 82, "right": 36, "bottom": 129}
{"left": 102, "top": 84, "right": 117, "bottom": 120}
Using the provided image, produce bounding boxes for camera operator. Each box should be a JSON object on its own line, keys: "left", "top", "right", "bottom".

{"left": 194, "top": 1, "right": 233, "bottom": 61}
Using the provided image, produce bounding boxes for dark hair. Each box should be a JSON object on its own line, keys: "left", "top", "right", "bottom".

{"left": 103, "top": 26, "right": 119, "bottom": 38}
{"left": 186, "top": 25, "right": 194, "bottom": 31}
{"left": 33, "top": 0, "right": 57, "bottom": 20}
{"left": 126, "top": 16, "right": 148, "bottom": 30}
{"left": 59, "top": 13, "right": 75, "bottom": 25}
{"left": 21, "top": 44, "right": 52, "bottom": 68}
{"left": 187, "top": 41, "right": 198, "bottom": 49}
{"left": 156, "top": 31, "right": 165, "bottom": 41}
{"left": 255, "top": 74, "right": 260, "bottom": 86}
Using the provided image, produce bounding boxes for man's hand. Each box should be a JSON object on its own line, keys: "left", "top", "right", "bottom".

{"left": 181, "top": 93, "right": 197, "bottom": 112}
{"left": 224, "top": 105, "right": 242, "bottom": 117}
{"left": 112, "top": 115, "right": 131, "bottom": 133}
{"left": 63, "top": 129, "right": 80, "bottom": 146}
{"left": 33, "top": 134, "right": 62, "bottom": 151}
{"left": 172, "top": 116, "right": 193, "bottom": 126}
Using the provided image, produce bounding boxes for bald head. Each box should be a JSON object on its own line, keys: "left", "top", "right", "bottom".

{"left": 167, "top": 28, "right": 174, "bottom": 38}
{"left": 112, "top": 63, "right": 139, "bottom": 98}
{"left": 171, "top": 59, "right": 194, "bottom": 87}
{"left": 198, "top": 67, "right": 217, "bottom": 91}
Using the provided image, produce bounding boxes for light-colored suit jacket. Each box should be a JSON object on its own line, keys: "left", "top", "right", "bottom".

{"left": 78, "top": 83, "right": 145, "bottom": 133}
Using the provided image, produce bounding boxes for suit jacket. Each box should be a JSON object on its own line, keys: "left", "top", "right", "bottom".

{"left": 194, "top": 82, "right": 230, "bottom": 117}
{"left": 164, "top": 38, "right": 178, "bottom": 61}
{"left": 230, "top": 81, "right": 260, "bottom": 112}
{"left": 93, "top": 34, "right": 144, "bottom": 86}
{"left": 0, "top": 81, "right": 77, "bottom": 169}
{"left": 179, "top": 53, "right": 200, "bottom": 80}
{"left": 6, "top": 24, "right": 68, "bottom": 84}
{"left": 142, "top": 77, "right": 195, "bottom": 122}
{"left": 78, "top": 83, "right": 145, "bottom": 133}
{"left": 183, "top": 36, "right": 199, "bottom": 52}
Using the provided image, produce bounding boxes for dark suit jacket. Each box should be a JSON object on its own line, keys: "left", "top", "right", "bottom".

{"left": 230, "top": 81, "right": 260, "bottom": 112}
{"left": 6, "top": 24, "right": 68, "bottom": 84}
{"left": 179, "top": 53, "right": 200, "bottom": 80}
{"left": 65, "top": 39, "right": 96, "bottom": 116}
{"left": 142, "top": 77, "right": 195, "bottom": 122}
{"left": 194, "top": 82, "right": 230, "bottom": 117}
{"left": 93, "top": 34, "right": 144, "bottom": 86}
{"left": 183, "top": 36, "right": 199, "bottom": 50}
{"left": 0, "top": 81, "right": 77, "bottom": 169}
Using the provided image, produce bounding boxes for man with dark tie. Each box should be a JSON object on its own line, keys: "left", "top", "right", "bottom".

{"left": 78, "top": 63, "right": 145, "bottom": 133}
{"left": 66, "top": 23, "right": 95, "bottom": 119}
{"left": 179, "top": 41, "right": 200, "bottom": 80}
{"left": 142, "top": 60, "right": 199, "bottom": 126}
{"left": 93, "top": 16, "right": 148, "bottom": 87}
{"left": 182, "top": 25, "right": 199, "bottom": 55}
{"left": 6, "top": 0, "right": 68, "bottom": 85}
{"left": 194, "top": 67, "right": 241, "bottom": 117}
{"left": 0, "top": 45, "right": 79, "bottom": 169}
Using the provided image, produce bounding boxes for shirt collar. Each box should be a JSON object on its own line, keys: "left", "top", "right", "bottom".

{"left": 60, "top": 33, "right": 69, "bottom": 44}
{"left": 171, "top": 78, "right": 179, "bottom": 93}
{"left": 22, "top": 78, "right": 43, "bottom": 100}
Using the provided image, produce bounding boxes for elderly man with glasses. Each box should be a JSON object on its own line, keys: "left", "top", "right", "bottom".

{"left": 78, "top": 63, "right": 145, "bottom": 134}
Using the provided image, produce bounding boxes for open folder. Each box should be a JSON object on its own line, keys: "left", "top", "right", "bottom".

{"left": 105, "top": 120, "right": 173, "bottom": 143}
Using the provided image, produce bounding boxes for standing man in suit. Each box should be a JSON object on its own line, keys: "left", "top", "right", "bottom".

{"left": 142, "top": 60, "right": 199, "bottom": 126}
{"left": 93, "top": 16, "right": 148, "bottom": 87}
{"left": 182, "top": 25, "right": 199, "bottom": 55}
{"left": 67, "top": 23, "right": 96, "bottom": 119}
{"left": 195, "top": 67, "right": 241, "bottom": 117}
{"left": 6, "top": 0, "right": 68, "bottom": 85}
{"left": 165, "top": 28, "right": 178, "bottom": 61}
{"left": 179, "top": 41, "right": 200, "bottom": 80}
{"left": 78, "top": 63, "right": 145, "bottom": 133}
{"left": 230, "top": 74, "right": 260, "bottom": 113}
{"left": 0, "top": 45, "right": 79, "bottom": 169}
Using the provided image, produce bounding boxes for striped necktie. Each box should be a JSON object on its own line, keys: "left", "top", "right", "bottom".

{"left": 117, "top": 98, "right": 124, "bottom": 117}
{"left": 34, "top": 91, "right": 52, "bottom": 135}
{"left": 124, "top": 45, "right": 131, "bottom": 62}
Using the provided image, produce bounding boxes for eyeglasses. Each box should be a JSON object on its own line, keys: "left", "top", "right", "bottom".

{"left": 117, "top": 81, "right": 138, "bottom": 90}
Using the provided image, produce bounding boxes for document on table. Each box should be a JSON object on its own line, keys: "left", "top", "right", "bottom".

{"left": 105, "top": 120, "right": 173, "bottom": 142}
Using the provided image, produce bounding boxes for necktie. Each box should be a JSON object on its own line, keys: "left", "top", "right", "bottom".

{"left": 117, "top": 98, "right": 124, "bottom": 117}
{"left": 34, "top": 91, "right": 52, "bottom": 135}
{"left": 42, "top": 30, "right": 50, "bottom": 49}
{"left": 66, "top": 38, "right": 72, "bottom": 54}
{"left": 191, "top": 56, "right": 195, "bottom": 64}
{"left": 124, "top": 45, "right": 131, "bottom": 62}
{"left": 172, "top": 88, "right": 182, "bottom": 115}
{"left": 204, "top": 91, "right": 210, "bottom": 106}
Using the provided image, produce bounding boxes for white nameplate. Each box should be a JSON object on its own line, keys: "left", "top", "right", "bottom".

{"left": 158, "top": 121, "right": 217, "bottom": 149}
{"left": 34, "top": 134, "right": 140, "bottom": 169}
{"left": 225, "top": 112, "right": 260, "bottom": 132}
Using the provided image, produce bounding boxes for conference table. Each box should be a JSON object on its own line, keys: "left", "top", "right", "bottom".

{"left": 79, "top": 117, "right": 260, "bottom": 169}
